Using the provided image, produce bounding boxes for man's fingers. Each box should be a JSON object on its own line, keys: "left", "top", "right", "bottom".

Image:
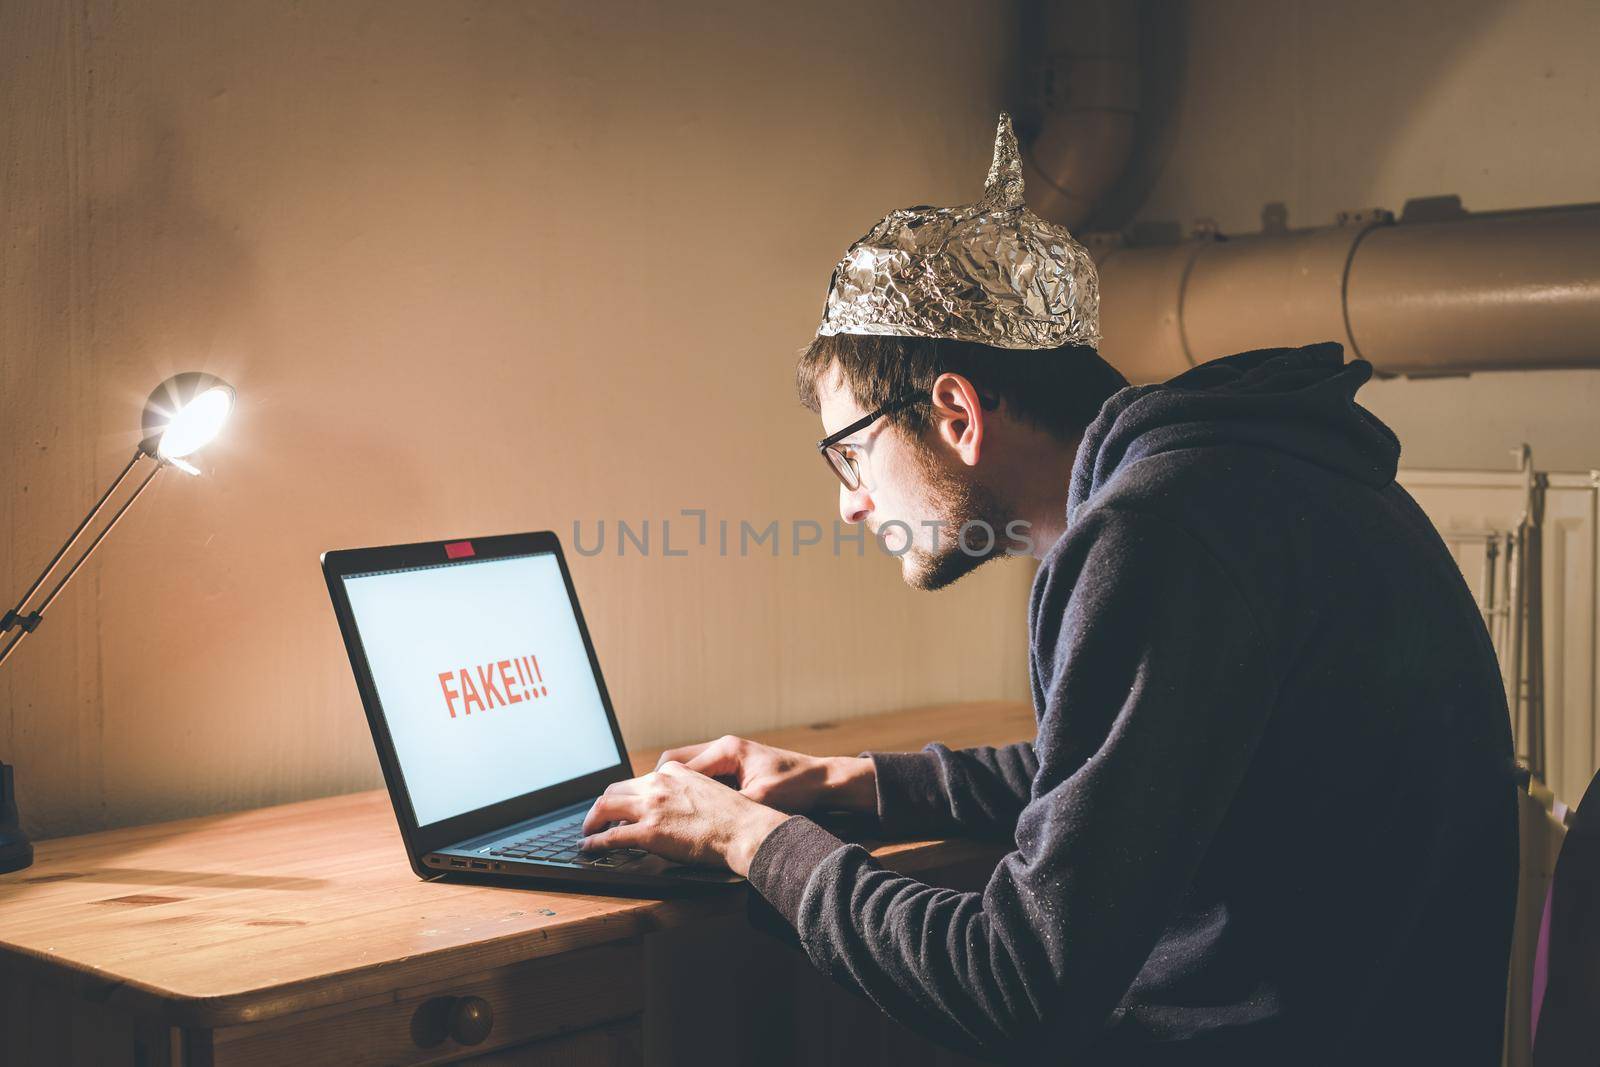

{"left": 675, "top": 734, "right": 751, "bottom": 776}
{"left": 582, "top": 794, "right": 645, "bottom": 835}
{"left": 655, "top": 741, "right": 711, "bottom": 770}
{"left": 603, "top": 776, "right": 646, "bottom": 796}
{"left": 580, "top": 821, "right": 650, "bottom": 853}
{"left": 682, "top": 744, "right": 743, "bottom": 779}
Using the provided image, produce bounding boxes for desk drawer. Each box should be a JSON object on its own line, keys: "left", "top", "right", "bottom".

{"left": 208, "top": 939, "right": 642, "bottom": 1067}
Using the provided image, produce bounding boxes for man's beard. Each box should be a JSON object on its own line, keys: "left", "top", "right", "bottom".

{"left": 901, "top": 442, "right": 1012, "bottom": 592}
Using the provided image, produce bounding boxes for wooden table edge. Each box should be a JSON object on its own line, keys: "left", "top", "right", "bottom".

{"left": 2, "top": 831, "right": 1008, "bottom": 1029}
{"left": 0, "top": 701, "right": 1036, "bottom": 1030}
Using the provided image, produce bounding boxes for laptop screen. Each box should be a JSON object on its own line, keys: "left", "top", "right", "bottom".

{"left": 340, "top": 550, "right": 621, "bottom": 827}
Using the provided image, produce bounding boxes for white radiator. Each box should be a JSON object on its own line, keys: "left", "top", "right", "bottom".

{"left": 1398, "top": 466, "right": 1600, "bottom": 808}
{"left": 1400, "top": 464, "right": 1597, "bottom": 1066}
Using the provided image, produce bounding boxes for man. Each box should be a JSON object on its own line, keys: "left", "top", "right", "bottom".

{"left": 581, "top": 115, "right": 1518, "bottom": 1063}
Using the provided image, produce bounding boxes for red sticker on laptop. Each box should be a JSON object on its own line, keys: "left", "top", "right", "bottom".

{"left": 444, "top": 540, "right": 475, "bottom": 560}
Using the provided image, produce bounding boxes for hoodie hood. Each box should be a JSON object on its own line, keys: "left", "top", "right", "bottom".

{"left": 1068, "top": 342, "right": 1401, "bottom": 524}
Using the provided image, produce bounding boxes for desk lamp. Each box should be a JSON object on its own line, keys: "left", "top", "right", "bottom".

{"left": 0, "top": 372, "right": 235, "bottom": 874}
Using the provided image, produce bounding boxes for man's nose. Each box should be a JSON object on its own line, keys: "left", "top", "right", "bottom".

{"left": 840, "top": 482, "right": 872, "bottom": 525}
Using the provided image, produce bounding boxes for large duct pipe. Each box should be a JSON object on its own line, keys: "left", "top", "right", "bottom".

{"left": 1092, "top": 203, "right": 1600, "bottom": 382}
{"left": 1022, "top": 0, "right": 1140, "bottom": 230}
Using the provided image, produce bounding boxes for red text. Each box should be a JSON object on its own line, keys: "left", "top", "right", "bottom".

{"left": 438, "top": 654, "right": 548, "bottom": 718}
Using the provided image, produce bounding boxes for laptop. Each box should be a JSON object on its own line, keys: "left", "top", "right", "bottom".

{"left": 321, "top": 530, "right": 740, "bottom": 889}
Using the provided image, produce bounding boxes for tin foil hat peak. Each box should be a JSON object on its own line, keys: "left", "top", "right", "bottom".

{"left": 981, "top": 110, "right": 1026, "bottom": 212}
{"left": 816, "top": 112, "right": 1101, "bottom": 351}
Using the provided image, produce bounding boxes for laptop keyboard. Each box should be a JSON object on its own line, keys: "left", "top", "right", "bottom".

{"left": 483, "top": 810, "right": 645, "bottom": 869}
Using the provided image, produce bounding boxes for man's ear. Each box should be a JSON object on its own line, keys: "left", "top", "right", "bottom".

{"left": 928, "top": 372, "right": 985, "bottom": 468}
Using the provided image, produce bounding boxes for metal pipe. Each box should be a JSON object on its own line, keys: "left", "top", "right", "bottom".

{"left": 1021, "top": 0, "right": 1140, "bottom": 230}
{"left": 1588, "top": 473, "right": 1599, "bottom": 803}
{"left": 1094, "top": 203, "right": 1600, "bottom": 382}
{"left": 1481, "top": 534, "right": 1499, "bottom": 636}
{"left": 1505, "top": 526, "right": 1524, "bottom": 762}
{"left": 1499, "top": 531, "right": 1515, "bottom": 659}
{"left": 1350, "top": 207, "right": 1600, "bottom": 375}
{"left": 1517, "top": 452, "right": 1547, "bottom": 784}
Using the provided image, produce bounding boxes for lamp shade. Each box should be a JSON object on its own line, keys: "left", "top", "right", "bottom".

{"left": 139, "top": 373, "right": 235, "bottom": 461}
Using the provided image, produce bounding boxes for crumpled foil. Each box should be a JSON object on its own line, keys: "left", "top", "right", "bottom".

{"left": 816, "top": 113, "right": 1100, "bottom": 351}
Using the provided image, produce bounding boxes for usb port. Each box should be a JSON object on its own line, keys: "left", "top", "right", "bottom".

{"left": 448, "top": 859, "right": 467, "bottom": 868}
{"left": 469, "top": 861, "right": 488, "bottom": 870}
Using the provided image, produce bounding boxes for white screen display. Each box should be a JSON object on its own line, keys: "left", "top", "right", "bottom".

{"left": 342, "top": 551, "right": 620, "bottom": 827}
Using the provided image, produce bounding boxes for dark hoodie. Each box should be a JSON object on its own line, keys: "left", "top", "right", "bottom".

{"left": 747, "top": 344, "right": 1519, "bottom": 1064}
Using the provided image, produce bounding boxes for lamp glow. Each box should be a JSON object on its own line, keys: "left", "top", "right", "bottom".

{"left": 156, "top": 386, "right": 233, "bottom": 459}
{"left": 139, "top": 373, "right": 236, "bottom": 464}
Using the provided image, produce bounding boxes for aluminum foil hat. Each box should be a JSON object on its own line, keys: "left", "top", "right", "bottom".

{"left": 816, "top": 113, "right": 1100, "bottom": 350}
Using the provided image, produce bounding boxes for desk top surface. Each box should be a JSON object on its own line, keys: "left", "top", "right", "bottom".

{"left": 0, "top": 701, "right": 1032, "bottom": 1027}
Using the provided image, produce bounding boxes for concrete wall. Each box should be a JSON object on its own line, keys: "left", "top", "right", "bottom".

{"left": 1129, "top": 0, "right": 1600, "bottom": 472}
{"left": 0, "top": 1, "right": 1034, "bottom": 839}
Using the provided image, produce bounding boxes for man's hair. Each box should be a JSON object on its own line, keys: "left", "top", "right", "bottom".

{"left": 796, "top": 333, "right": 1129, "bottom": 440}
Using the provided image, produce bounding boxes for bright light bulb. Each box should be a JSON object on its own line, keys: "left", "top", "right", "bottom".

{"left": 156, "top": 386, "right": 234, "bottom": 459}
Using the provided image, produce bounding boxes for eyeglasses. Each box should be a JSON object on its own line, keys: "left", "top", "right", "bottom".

{"left": 816, "top": 391, "right": 926, "bottom": 491}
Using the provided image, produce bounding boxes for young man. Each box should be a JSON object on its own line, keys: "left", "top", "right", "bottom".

{"left": 581, "top": 116, "right": 1519, "bottom": 1063}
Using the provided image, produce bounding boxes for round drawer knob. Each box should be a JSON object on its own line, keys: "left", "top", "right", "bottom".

{"left": 450, "top": 995, "right": 494, "bottom": 1046}
{"left": 411, "top": 994, "right": 495, "bottom": 1049}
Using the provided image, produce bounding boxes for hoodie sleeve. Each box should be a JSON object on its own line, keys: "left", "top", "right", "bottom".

{"left": 865, "top": 743, "right": 1038, "bottom": 838}
{"left": 746, "top": 508, "right": 1276, "bottom": 1060}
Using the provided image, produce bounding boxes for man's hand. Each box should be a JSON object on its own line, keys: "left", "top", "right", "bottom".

{"left": 653, "top": 734, "right": 878, "bottom": 815}
{"left": 579, "top": 762, "right": 791, "bottom": 876}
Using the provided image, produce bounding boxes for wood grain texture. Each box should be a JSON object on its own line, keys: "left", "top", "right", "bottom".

{"left": 0, "top": 702, "right": 1034, "bottom": 1031}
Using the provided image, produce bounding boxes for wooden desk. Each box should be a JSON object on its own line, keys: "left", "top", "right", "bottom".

{"left": 0, "top": 701, "right": 1033, "bottom": 1066}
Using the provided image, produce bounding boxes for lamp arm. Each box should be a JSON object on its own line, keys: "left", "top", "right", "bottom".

{"left": 4, "top": 450, "right": 143, "bottom": 621}
{"left": 0, "top": 451, "right": 165, "bottom": 670}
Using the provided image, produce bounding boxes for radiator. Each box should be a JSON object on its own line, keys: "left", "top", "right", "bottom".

{"left": 1398, "top": 463, "right": 1597, "bottom": 1066}
{"left": 1399, "top": 464, "right": 1600, "bottom": 808}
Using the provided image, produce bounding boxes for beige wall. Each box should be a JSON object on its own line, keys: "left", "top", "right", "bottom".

{"left": 17, "top": 0, "right": 1589, "bottom": 842}
{"left": 1130, "top": 0, "right": 1600, "bottom": 471}
{"left": 0, "top": 1, "right": 1036, "bottom": 839}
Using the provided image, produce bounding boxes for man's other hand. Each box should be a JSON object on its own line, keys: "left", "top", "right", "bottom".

{"left": 653, "top": 735, "right": 878, "bottom": 815}
{"left": 578, "top": 762, "right": 789, "bottom": 876}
